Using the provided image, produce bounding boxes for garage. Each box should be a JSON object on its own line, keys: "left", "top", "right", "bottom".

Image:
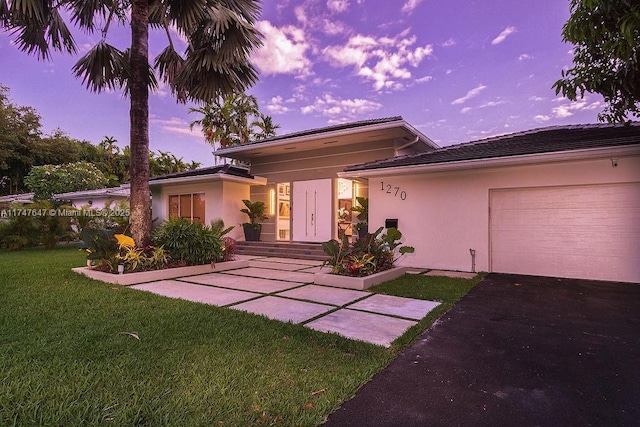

{"left": 490, "top": 183, "right": 640, "bottom": 283}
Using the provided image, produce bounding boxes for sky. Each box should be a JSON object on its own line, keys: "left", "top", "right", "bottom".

{"left": 0, "top": 0, "right": 606, "bottom": 167}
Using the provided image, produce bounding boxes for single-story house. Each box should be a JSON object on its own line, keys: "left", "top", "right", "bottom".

{"left": 54, "top": 185, "right": 130, "bottom": 209}
{"left": 149, "top": 118, "right": 640, "bottom": 283}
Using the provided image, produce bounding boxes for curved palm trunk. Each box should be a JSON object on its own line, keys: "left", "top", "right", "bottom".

{"left": 129, "top": 0, "right": 151, "bottom": 246}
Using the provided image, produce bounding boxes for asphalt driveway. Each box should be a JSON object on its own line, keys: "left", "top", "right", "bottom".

{"left": 324, "top": 273, "right": 640, "bottom": 426}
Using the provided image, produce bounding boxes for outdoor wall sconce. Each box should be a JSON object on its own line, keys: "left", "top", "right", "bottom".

{"left": 611, "top": 158, "right": 619, "bottom": 168}
{"left": 269, "top": 188, "right": 275, "bottom": 215}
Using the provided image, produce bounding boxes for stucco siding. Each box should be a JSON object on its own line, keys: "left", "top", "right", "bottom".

{"left": 369, "top": 154, "right": 640, "bottom": 275}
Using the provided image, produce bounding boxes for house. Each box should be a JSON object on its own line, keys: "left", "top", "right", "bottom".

{"left": 149, "top": 164, "right": 267, "bottom": 241}
{"left": 341, "top": 123, "right": 640, "bottom": 283}
{"left": 54, "top": 185, "right": 130, "bottom": 209}
{"left": 149, "top": 118, "right": 640, "bottom": 283}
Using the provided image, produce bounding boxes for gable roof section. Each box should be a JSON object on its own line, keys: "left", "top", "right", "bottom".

{"left": 55, "top": 185, "right": 130, "bottom": 200}
{"left": 344, "top": 123, "right": 640, "bottom": 174}
{"left": 214, "top": 116, "right": 438, "bottom": 161}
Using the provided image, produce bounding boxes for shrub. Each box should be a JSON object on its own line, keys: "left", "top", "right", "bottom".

{"left": 153, "top": 217, "right": 234, "bottom": 266}
{"left": 322, "top": 227, "right": 414, "bottom": 277}
{"left": 0, "top": 201, "right": 75, "bottom": 250}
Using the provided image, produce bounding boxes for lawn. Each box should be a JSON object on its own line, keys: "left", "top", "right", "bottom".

{"left": 0, "top": 247, "right": 482, "bottom": 426}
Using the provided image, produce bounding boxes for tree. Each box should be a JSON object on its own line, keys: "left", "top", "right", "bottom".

{"left": 0, "top": 85, "right": 41, "bottom": 195}
{"left": 189, "top": 92, "right": 279, "bottom": 162}
{"left": 1, "top": 1, "right": 262, "bottom": 246}
{"left": 25, "top": 161, "right": 109, "bottom": 201}
{"left": 553, "top": 0, "right": 640, "bottom": 123}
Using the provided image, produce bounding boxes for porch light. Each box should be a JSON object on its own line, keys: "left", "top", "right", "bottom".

{"left": 269, "top": 188, "right": 275, "bottom": 215}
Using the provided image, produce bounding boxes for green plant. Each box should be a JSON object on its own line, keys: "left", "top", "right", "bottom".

{"left": 322, "top": 227, "right": 414, "bottom": 277}
{"left": 115, "top": 245, "right": 169, "bottom": 273}
{"left": 153, "top": 217, "right": 227, "bottom": 265}
{"left": 79, "top": 226, "right": 119, "bottom": 271}
{"left": 351, "top": 197, "right": 368, "bottom": 231}
{"left": 240, "top": 199, "right": 267, "bottom": 228}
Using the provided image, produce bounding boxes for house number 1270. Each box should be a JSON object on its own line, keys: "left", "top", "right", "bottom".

{"left": 380, "top": 181, "right": 407, "bottom": 200}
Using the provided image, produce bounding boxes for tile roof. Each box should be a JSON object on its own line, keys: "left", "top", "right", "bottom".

{"left": 148, "top": 164, "right": 253, "bottom": 182}
{"left": 345, "top": 122, "right": 640, "bottom": 172}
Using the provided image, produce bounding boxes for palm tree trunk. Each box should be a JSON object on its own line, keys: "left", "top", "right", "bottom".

{"left": 129, "top": 0, "right": 151, "bottom": 246}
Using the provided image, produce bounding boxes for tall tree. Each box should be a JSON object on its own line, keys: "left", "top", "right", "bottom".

{"left": 190, "top": 92, "right": 279, "bottom": 163}
{"left": 1, "top": 1, "right": 262, "bottom": 245}
{"left": 553, "top": 0, "right": 640, "bottom": 123}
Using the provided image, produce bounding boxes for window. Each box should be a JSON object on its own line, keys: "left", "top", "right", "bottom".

{"left": 169, "top": 193, "right": 205, "bottom": 224}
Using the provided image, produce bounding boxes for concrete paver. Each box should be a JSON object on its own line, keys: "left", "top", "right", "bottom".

{"left": 179, "top": 273, "right": 300, "bottom": 293}
{"left": 248, "top": 260, "right": 309, "bottom": 271}
{"left": 225, "top": 267, "right": 315, "bottom": 283}
{"left": 277, "top": 285, "right": 368, "bottom": 306}
{"left": 307, "top": 309, "right": 417, "bottom": 347}
{"left": 348, "top": 294, "right": 441, "bottom": 320}
{"left": 259, "top": 257, "right": 324, "bottom": 266}
{"left": 131, "top": 280, "right": 258, "bottom": 306}
{"left": 231, "top": 296, "right": 334, "bottom": 323}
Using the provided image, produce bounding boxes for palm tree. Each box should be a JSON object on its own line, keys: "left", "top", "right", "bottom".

{"left": 252, "top": 114, "right": 281, "bottom": 140}
{"left": 1, "top": 1, "right": 262, "bottom": 246}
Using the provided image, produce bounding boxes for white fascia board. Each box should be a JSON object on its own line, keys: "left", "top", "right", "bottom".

{"left": 149, "top": 173, "right": 267, "bottom": 187}
{"left": 338, "top": 145, "right": 640, "bottom": 178}
{"left": 214, "top": 119, "right": 438, "bottom": 156}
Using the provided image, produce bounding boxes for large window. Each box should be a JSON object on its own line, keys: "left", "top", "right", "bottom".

{"left": 169, "top": 193, "right": 205, "bottom": 224}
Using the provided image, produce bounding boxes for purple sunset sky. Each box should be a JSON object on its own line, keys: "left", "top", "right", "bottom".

{"left": 0, "top": 0, "right": 604, "bottom": 166}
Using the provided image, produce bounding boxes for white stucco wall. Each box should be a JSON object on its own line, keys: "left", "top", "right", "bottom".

{"left": 369, "top": 154, "right": 640, "bottom": 273}
{"left": 150, "top": 180, "right": 250, "bottom": 241}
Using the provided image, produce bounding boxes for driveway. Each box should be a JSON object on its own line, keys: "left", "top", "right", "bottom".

{"left": 324, "top": 273, "right": 640, "bottom": 426}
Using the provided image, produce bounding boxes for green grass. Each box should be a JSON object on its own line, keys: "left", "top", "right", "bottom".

{"left": 0, "top": 247, "right": 482, "bottom": 426}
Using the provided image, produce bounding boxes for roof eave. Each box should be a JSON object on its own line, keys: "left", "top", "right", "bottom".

{"left": 339, "top": 144, "right": 640, "bottom": 178}
{"left": 149, "top": 172, "right": 267, "bottom": 187}
{"left": 214, "top": 119, "right": 439, "bottom": 157}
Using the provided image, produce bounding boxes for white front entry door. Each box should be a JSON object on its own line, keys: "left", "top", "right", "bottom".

{"left": 292, "top": 179, "right": 332, "bottom": 243}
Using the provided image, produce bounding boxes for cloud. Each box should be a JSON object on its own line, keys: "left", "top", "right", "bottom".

{"left": 459, "top": 99, "right": 505, "bottom": 113}
{"left": 529, "top": 96, "right": 545, "bottom": 102}
{"left": 442, "top": 38, "right": 456, "bottom": 48}
{"left": 416, "top": 75, "right": 433, "bottom": 83}
{"left": 323, "top": 32, "right": 434, "bottom": 91}
{"left": 451, "top": 84, "right": 487, "bottom": 105}
{"left": 401, "top": 0, "right": 424, "bottom": 14}
{"left": 266, "top": 95, "right": 293, "bottom": 115}
{"left": 518, "top": 53, "right": 533, "bottom": 61}
{"left": 491, "top": 26, "right": 517, "bottom": 45}
{"left": 327, "top": 0, "right": 349, "bottom": 13}
{"left": 253, "top": 21, "right": 312, "bottom": 76}
{"left": 151, "top": 116, "right": 201, "bottom": 138}
{"left": 301, "top": 93, "right": 382, "bottom": 120}
{"left": 534, "top": 115, "right": 550, "bottom": 122}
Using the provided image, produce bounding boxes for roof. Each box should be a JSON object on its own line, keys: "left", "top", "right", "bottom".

{"left": 148, "top": 164, "right": 265, "bottom": 186}
{"left": 55, "top": 185, "right": 130, "bottom": 200}
{"left": 214, "top": 116, "right": 438, "bottom": 160}
{"left": 0, "top": 192, "right": 34, "bottom": 203}
{"left": 344, "top": 122, "right": 640, "bottom": 172}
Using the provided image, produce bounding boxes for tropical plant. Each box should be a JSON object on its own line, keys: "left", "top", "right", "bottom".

{"left": 79, "top": 226, "right": 119, "bottom": 270}
{"left": 322, "top": 227, "right": 415, "bottom": 277}
{"left": 553, "top": 0, "right": 640, "bottom": 123}
{"left": 0, "top": 201, "right": 76, "bottom": 250}
{"left": 1, "top": 0, "right": 263, "bottom": 247}
{"left": 240, "top": 199, "right": 268, "bottom": 228}
{"left": 153, "top": 217, "right": 232, "bottom": 266}
{"left": 351, "top": 197, "right": 369, "bottom": 231}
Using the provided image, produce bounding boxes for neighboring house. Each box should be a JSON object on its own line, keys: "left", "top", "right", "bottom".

{"left": 149, "top": 164, "right": 266, "bottom": 241}
{"left": 54, "top": 185, "right": 130, "bottom": 209}
{"left": 341, "top": 123, "right": 640, "bottom": 283}
{"left": 0, "top": 192, "right": 34, "bottom": 207}
{"left": 149, "top": 118, "right": 639, "bottom": 283}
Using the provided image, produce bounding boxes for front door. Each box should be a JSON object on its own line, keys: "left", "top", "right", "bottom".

{"left": 292, "top": 179, "right": 332, "bottom": 243}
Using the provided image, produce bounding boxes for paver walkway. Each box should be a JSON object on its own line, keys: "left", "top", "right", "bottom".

{"left": 132, "top": 257, "right": 440, "bottom": 347}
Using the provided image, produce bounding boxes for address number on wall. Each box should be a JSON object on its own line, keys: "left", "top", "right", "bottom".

{"left": 380, "top": 181, "right": 407, "bottom": 200}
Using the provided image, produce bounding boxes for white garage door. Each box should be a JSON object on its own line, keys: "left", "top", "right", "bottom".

{"left": 490, "top": 183, "right": 640, "bottom": 283}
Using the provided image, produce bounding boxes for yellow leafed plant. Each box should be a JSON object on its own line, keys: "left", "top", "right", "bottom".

{"left": 114, "top": 234, "right": 135, "bottom": 249}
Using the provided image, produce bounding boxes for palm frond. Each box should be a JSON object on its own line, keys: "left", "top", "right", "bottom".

{"left": 165, "top": 0, "right": 208, "bottom": 34}
{"left": 154, "top": 44, "right": 187, "bottom": 101}
{"left": 72, "top": 41, "right": 127, "bottom": 92}
{"left": 46, "top": 7, "right": 76, "bottom": 53}
{"left": 68, "top": 0, "right": 109, "bottom": 31}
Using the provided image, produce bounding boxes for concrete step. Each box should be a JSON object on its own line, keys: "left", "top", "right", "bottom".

{"left": 235, "top": 241, "right": 327, "bottom": 261}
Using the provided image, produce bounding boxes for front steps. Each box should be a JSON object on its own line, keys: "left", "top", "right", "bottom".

{"left": 235, "top": 241, "right": 326, "bottom": 261}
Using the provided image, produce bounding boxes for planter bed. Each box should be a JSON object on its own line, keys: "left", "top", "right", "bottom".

{"left": 313, "top": 266, "right": 407, "bottom": 290}
{"left": 72, "top": 259, "right": 249, "bottom": 286}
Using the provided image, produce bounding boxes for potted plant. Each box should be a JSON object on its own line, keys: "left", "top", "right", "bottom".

{"left": 351, "top": 196, "right": 369, "bottom": 239}
{"left": 240, "top": 199, "right": 268, "bottom": 241}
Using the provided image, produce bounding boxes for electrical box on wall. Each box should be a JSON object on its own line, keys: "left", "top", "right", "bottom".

{"left": 385, "top": 218, "right": 398, "bottom": 229}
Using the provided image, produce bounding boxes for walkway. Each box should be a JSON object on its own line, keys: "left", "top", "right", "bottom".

{"left": 131, "top": 256, "right": 441, "bottom": 347}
